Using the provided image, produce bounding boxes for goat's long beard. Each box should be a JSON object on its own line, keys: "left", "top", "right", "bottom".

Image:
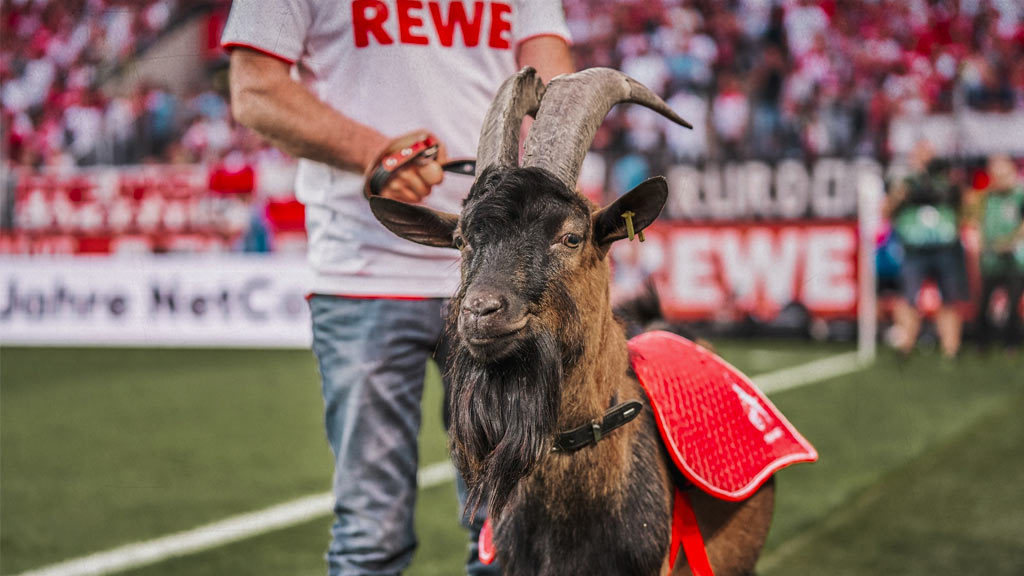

{"left": 448, "top": 329, "right": 562, "bottom": 520}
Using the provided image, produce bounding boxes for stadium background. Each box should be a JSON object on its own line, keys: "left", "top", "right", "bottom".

{"left": 2, "top": 1, "right": 1023, "bottom": 575}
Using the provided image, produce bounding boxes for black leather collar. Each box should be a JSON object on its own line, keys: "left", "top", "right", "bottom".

{"left": 551, "top": 400, "right": 644, "bottom": 453}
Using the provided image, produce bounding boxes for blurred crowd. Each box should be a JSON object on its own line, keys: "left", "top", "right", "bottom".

{"left": 3, "top": 0, "right": 1023, "bottom": 169}
{"left": 2, "top": 0, "right": 265, "bottom": 168}
{"left": 571, "top": 0, "right": 1024, "bottom": 165}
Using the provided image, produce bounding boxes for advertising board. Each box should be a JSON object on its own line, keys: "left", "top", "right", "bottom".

{"left": 1, "top": 255, "right": 313, "bottom": 347}
{"left": 611, "top": 221, "right": 859, "bottom": 322}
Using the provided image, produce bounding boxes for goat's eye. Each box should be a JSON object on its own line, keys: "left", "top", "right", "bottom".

{"left": 453, "top": 235, "right": 466, "bottom": 250}
{"left": 560, "top": 233, "right": 582, "bottom": 248}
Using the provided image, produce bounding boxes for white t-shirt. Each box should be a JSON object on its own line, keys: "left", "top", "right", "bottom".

{"left": 222, "top": 0, "right": 570, "bottom": 297}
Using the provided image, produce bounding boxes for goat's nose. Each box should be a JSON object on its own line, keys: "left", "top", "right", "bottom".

{"left": 463, "top": 294, "right": 505, "bottom": 318}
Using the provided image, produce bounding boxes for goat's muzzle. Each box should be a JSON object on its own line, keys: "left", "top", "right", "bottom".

{"left": 458, "top": 286, "right": 529, "bottom": 360}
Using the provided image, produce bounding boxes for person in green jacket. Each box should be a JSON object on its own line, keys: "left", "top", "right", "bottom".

{"left": 975, "top": 154, "right": 1024, "bottom": 350}
{"left": 885, "top": 140, "right": 968, "bottom": 358}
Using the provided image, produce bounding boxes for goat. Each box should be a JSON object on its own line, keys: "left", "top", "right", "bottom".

{"left": 370, "top": 67, "right": 774, "bottom": 576}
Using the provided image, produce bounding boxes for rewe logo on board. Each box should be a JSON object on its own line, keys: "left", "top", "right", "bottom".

{"left": 352, "top": 0, "right": 513, "bottom": 48}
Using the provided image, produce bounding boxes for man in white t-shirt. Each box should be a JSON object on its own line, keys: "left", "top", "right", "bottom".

{"left": 221, "top": 2, "right": 571, "bottom": 574}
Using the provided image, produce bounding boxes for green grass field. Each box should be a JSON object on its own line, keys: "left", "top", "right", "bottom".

{"left": 2, "top": 341, "right": 1022, "bottom": 575}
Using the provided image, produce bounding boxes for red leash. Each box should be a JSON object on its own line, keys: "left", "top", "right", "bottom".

{"left": 479, "top": 518, "right": 496, "bottom": 565}
{"left": 669, "top": 488, "right": 714, "bottom": 576}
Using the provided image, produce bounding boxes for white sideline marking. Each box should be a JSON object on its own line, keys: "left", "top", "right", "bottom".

{"left": 13, "top": 462, "right": 456, "bottom": 576}
{"left": 17, "top": 351, "right": 868, "bottom": 576}
{"left": 753, "top": 351, "right": 866, "bottom": 395}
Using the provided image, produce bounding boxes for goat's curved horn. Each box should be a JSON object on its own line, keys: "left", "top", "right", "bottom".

{"left": 523, "top": 68, "right": 692, "bottom": 191}
{"left": 475, "top": 67, "right": 545, "bottom": 175}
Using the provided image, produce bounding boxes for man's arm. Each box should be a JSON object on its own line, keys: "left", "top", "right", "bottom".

{"left": 1018, "top": 201, "right": 1024, "bottom": 242}
{"left": 516, "top": 35, "right": 573, "bottom": 148}
{"left": 517, "top": 35, "right": 573, "bottom": 83}
{"left": 229, "top": 48, "right": 386, "bottom": 172}
{"left": 999, "top": 202, "right": 1024, "bottom": 252}
{"left": 884, "top": 179, "right": 907, "bottom": 219}
{"left": 228, "top": 48, "right": 441, "bottom": 202}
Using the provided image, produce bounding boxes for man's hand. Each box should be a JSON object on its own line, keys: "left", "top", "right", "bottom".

{"left": 367, "top": 133, "right": 448, "bottom": 203}
{"left": 380, "top": 162, "right": 444, "bottom": 203}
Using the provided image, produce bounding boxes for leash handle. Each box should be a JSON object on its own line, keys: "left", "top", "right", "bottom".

{"left": 442, "top": 159, "right": 477, "bottom": 176}
{"left": 367, "top": 134, "right": 476, "bottom": 196}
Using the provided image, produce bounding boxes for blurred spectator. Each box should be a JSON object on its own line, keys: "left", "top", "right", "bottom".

{"left": 783, "top": 0, "right": 830, "bottom": 59}
{"left": 712, "top": 73, "right": 749, "bottom": 158}
{"left": 612, "top": 153, "right": 651, "bottom": 195}
{"left": 64, "top": 89, "right": 103, "bottom": 164}
{"left": 749, "top": 43, "right": 787, "bottom": 158}
{"left": 141, "top": 84, "right": 178, "bottom": 159}
{"left": 885, "top": 140, "right": 968, "bottom": 358}
{"left": 665, "top": 89, "right": 708, "bottom": 160}
{"left": 974, "top": 154, "right": 1024, "bottom": 350}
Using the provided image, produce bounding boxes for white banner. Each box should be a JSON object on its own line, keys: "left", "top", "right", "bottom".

{"left": 890, "top": 111, "right": 1024, "bottom": 157}
{"left": 663, "top": 159, "right": 883, "bottom": 221}
{"left": 0, "top": 255, "right": 314, "bottom": 347}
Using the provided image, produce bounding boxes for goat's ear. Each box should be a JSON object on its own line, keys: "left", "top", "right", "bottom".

{"left": 592, "top": 177, "right": 668, "bottom": 247}
{"left": 369, "top": 196, "right": 459, "bottom": 248}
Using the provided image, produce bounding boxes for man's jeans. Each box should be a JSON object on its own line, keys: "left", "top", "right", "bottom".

{"left": 309, "top": 296, "right": 498, "bottom": 576}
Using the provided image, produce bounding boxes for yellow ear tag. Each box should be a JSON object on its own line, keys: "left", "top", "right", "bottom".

{"left": 621, "top": 211, "right": 644, "bottom": 242}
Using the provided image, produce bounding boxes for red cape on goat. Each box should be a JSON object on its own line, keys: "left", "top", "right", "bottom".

{"left": 628, "top": 330, "right": 818, "bottom": 501}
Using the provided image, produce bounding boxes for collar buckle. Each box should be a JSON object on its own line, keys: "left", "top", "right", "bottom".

{"left": 551, "top": 400, "right": 644, "bottom": 454}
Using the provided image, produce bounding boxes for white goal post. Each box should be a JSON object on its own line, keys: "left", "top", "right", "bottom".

{"left": 856, "top": 169, "right": 884, "bottom": 365}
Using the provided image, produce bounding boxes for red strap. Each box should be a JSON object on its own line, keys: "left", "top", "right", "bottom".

{"left": 367, "top": 135, "right": 439, "bottom": 196}
{"left": 479, "top": 518, "right": 496, "bottom": 565}
{"left": 670, "top": 488, "right": 714, "bottom": 576}
{"left": 379, "top": 135, "right": 439, "bottom": 171}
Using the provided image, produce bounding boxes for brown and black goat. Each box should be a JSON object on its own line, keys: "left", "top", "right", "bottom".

{"left": 370, "top": 68, "right": 774, "bottom": 576}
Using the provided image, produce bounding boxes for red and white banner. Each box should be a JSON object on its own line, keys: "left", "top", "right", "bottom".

{"left": 611, "top": 221, "right": 859, "bottom": 321}
{"left": 3, "top": 163, "right": 304, "bottom": 255}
